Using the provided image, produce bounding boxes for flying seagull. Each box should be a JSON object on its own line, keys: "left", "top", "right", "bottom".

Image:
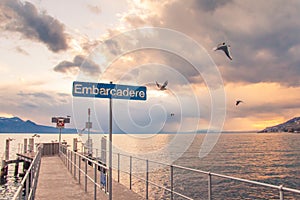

{"left": 236, "top": 100, "right": 243, "bottom": 106}
{"left": 213, "top": 42, "right": 233, "bottom": 60}
{"left": 156, "top": 80, "right": 168, "bottom": 90}
{"left": 170, "top": 113, "right": 175, "bottom": 117}
{"left": 32, "top": 134, "right": 40, "bottom": 138}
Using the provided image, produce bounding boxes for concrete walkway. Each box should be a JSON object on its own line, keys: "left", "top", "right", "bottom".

{"left": 35, "top": 156, "right": 143, "bottom": 200}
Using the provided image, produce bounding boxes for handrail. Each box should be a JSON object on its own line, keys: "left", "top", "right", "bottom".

{"left": 59, "top": 145, "right": 109, "bottom": 199}
{"left": 88, "top": 145, "right": 300, "bottom": 200}
{"left": 12, "top": 144, "right": 43, "bottom": 200}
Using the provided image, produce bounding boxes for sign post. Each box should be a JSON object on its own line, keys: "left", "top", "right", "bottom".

{"left": 51, "top": 117, "right": 70, "bottom": 143}
{"left": 109, "top": 82, "right": 113, "bottom": 200}
{"left": 86, "top": 108, "right": 92, "bottom": 155}
{"left": 72, "top": 81, "right": 147, "bottom": 200}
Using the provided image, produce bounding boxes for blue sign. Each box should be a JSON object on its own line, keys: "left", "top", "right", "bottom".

{"left": 101, "top": 171, "right": 106, "bottom": 187}
{"left": 72, "top": 81, "right": 147, "bottom": 101}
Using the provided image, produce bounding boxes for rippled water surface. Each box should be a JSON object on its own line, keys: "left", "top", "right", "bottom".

{"left": 0, "top": 132, "right": 300, "bottom": 199}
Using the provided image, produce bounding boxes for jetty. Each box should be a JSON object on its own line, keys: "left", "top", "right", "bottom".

{"left": 1, "top": 138, "right": 300, "bottom": 200}
{"left": 6, "top": 141, "right": 142, "bottom": 200}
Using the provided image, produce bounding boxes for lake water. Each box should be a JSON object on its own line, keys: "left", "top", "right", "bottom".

{"left": 0, "top": 132, "right": 300, "bottom": 199}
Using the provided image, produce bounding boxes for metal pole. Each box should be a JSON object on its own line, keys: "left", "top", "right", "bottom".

{"left": 130, "top": 156, "right": 132, "bottom": 190}
{"left": 117, "top": 153, "right": 120, "bottom": 183}
{"left": 146, "top": 159, "right": 149, "bottom": 199}
{"left": 70, "top": 151, "right": 73, "bottom": 175}
{"left": 74, "top": 153, "right": 76, "bottom": 179}
{"left": 94, "top": 162, "right": 97, "bottom": 200}
{"left": 59, "top": 128, "right": 62, "bottom": 144}
{"left": 109, "top": 81, "right": 113, "bottom": 200}
{"left": 279, "top": 185, "right": 284, "bottom": 200}
{"left": 78, "top": 155, "right": 81, "bottom": 184}
{"left": 208, "top": 172, "right": 212, "bottom": 200}
{"left": 88, "top": 108, "right": 91, "bottom": 155}
{"left": 67, "top": 151, "right": 69, "bottom": 170}
{"left": 85, "top": 159, "right": 87, "bottom": 192}
{"left": 170, "top": 165, "right": 174, "bottom": 200}
{"left": 25, "top": 176, "right": 29, "bottom": 199}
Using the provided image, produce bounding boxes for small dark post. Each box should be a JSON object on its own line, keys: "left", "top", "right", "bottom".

{"left": 24, "top": 138, "right": 28, "bottom": 153}
{"left": 29, "top": 138, "right": 34, "bottom": 153}
{"left": 5, "top": 139, "right": 10, "bottom": 161}
{"left": 14, "top": 160, "right": 19, "bottom": 177}
{"left": 1, "top": 160, "right": 8, "bottom": 184}
{"left": 73, "top": 138, "right": 78, "bottom": 152}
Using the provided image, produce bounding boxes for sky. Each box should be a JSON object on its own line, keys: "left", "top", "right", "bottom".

{"left": 1, "top": 0, "right": 300, "bottom": 133}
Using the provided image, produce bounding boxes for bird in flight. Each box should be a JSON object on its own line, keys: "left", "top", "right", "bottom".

{"left": 170, "top": 113, "right": 175, "bottom": 117}
{"left": 236, "top": 100, "right": 243, "bottom": 106}
{"left": 156, "top": 80, "right": 168, "bottom": 90}
{"left": 32, "top": 134, "right": 40, "bottom": 137}
{"left": 213, "top": 42, "right": 233, "bottom": 60}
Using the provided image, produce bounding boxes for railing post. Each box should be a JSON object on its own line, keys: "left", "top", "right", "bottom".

{"left": 208, "top": 172, "right": 212, "bottom": 200}
{"left": 130, "top": 156, "right": 132, "bottom": 190}
{"left": 70, "top": 151, "right": 73, "bottom": 175}
{"left": 85, "top": 159, "right": 88, "bottom": 192}
{"left": 279, "top": 185, "right": 284, "bottom": 200}
{"left": 25, "top": 175, "right": 29, "bottom": 199}
{"left": 117, "top": 153, "right": 120, "bottom": 183}
{"left": 146, "top": 159, "right": 149, "bottom": 200}
{"left": 67, "top": 150, "right": 69, "bottom": 171}
{"left": 170, "top": 165, "right": 174, "bottom": 200}
{"left": 78, "top": 155, "right": 81, "bottom": 184}
{"left": 74, "top": 153, "right": 76, "bottom": 179}
{"left": 30, "top": 168, "right": 34, "bottom": 195}
{"left": 94, "top": 162, "right": 97, "bottom": 200}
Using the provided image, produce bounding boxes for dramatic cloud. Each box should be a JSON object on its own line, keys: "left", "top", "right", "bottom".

{"left": 122, "top": 0, "right": 300, "bottom": 86}
{"left": 17, "top": 91, "right": 52, "bottom": 99}
{"left": 53, "top": 55, "right": 101, "bottom": 76}
{"left": 0, "top": 0, "right": 68, "bottom": 52}
{"left": 193, "top": 0, "right": 233, "bottom": 12}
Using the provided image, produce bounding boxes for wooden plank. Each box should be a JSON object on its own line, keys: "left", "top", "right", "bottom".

{"left": 35, "top": 156, "right": 143, "bottom": 200}
{"left": 16, "top": 152, "right": 36, "bottom": 161}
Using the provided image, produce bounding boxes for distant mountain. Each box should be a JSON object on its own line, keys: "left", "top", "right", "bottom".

{"left": 0, "top": 117, "right": 77, "bottom": 133}
{"left": 258, "top": 117, "right": 300, "bottom": 133}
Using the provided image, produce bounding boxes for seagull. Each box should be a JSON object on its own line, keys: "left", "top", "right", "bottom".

{"left": 236, "top": 100, "right": 243, "bottom": 106}
{"left": 170, "top": 113, "right": 175, "bottom": 117}
{"left": 213, "top": 42, "right": 233, "bottom": 60}
{"left": 156, "top": 80, "right": 168, "bottom": 90}
{"left": 32, "top": 134, "right": 40, "bottom": 138}
{"left": 7, "top": 138, "right": 15, "bottom": 141}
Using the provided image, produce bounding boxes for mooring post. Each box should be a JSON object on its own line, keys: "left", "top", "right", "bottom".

{"left": 5, "top": 139, "right": 10, "bottom": 161}
{"left": 24, "top": 138, "right": 28, "bottom": 153}
{"left": 29, "top": 138, "right": 34, "bottom": 153}
{"left": 14, "top": 160, "right": 19, "bottom": 176}
{"left": 73, "top": 138, "right": 78, "bottom": 152}
{"left": 1, "top": 160, "right": 7, "bottom": 180}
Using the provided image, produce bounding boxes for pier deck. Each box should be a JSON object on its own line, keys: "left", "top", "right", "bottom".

{"left": 35, "top": 156, "right": 143, "bottom": 200}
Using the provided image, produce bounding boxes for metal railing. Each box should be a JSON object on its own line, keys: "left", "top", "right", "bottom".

{"left": 89, "top": 147, "right": 300, "bottom": 200}
{"left": 12, "top": 144, "right": 43, "bottom": 200}
{"left": 59, "top": 145, "right": 109, "bottom": 200}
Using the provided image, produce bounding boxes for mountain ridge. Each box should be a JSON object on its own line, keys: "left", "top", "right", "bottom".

{"left": 258, "top": 117, "right": 300, "bottom": 133}
{"left": 0, "top": 116, "right": 77, "bottom": 133}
